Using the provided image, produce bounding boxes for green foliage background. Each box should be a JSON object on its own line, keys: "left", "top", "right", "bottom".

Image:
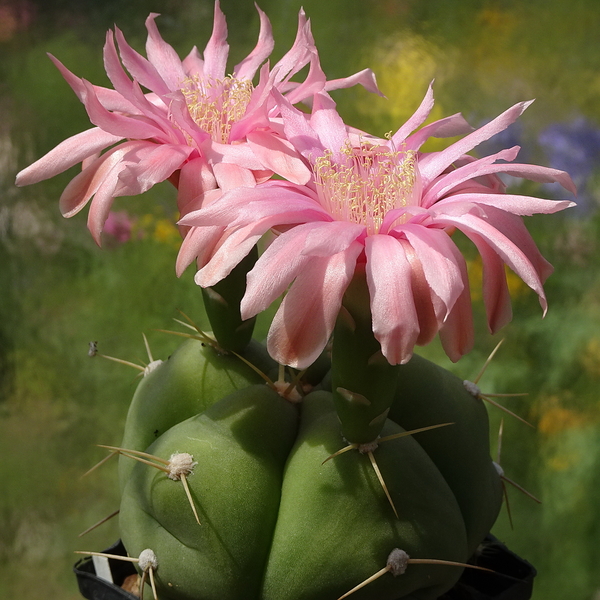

{"left": 2, "top": 0, "right": 600, "bottom": 598}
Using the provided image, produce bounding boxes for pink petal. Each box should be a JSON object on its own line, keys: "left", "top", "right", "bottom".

{"left": 179, "top": 184, "right": 326, "bottom": 229}
{"left": 271, "top": 8, "right": 312, "bottom": 85}
{"left": 194, "top": 201, "right": 330, "bottom": 289}
{"left": 229, "top": 65, "right": 272, "bottom": 141}
{"left": 266, "top": 242, "right": 362, "bottom": 369}
{"left": 365, "top": 234, "right": 420, "bottom": 365}
{"left": 212, "top": 162, "right": 256, "bottom": 191}
{"left": 281, "top": 53, "right": 327, "bottom": 106}
{"left": 48, "top": 54, "right": 138, "bottom": 114}
{"left": 16, "top": 128, "right": 123, "bottom": 186}
{"left": 242, "top": 225, "right": 315, "bottom": 319}
{"left": 145, "top": 14, "right": 187, "bottom": 91}
{"left": 103, "top": 30, "right": 136, "bottom": 102}
{"left": 113, "top": 143, "right": 193, "bottom": 196}
{"left": 309, "top": 92, "right": 349, "bottom": 156}
{"left": 434, "top": 211, "right": 548, "bottom": 313}
{"left": 233, "top": 4, "right": 274, "bottom": 80}
{"left": 324, "top": 68, "right": 382, "bottom": 96}
{"left": 435, "top": 192, "right": 575, "bottom": 216}
{"left": 80, "top": 80, "right": 166, "bottom": 140}
{"left": 176, "top": 225, "right": 225, "bottom": 276}
{"left": 477, "top": 206, "right": 554, "bottom": 284}
{"left": 419, "top": 100, "right": 534, "bottom": 185}
{"left": 397, "top": 240, "right": 443, "bottom": 347}
{"left": 202, "top": 139, "right": 267, "bottom": 170}
{"left": 391, "top": 82, "right": 435, "bottom": 147}
{"left": 195, "top": 224, "right": 264, "bottom": 287}
{"left": 246, "top": 131, "right": 312, "bottom": 184}
{"left": 422, "top": 147, "right": 521, "bottom": 206}
{"left": 59, "top": 141, "right": 145, "bottom": 217}
{"left": 104, "top": 31, "right": 178, "bottom": 138}
{"left": 86, "top": 171, "right": 127, "bottom": 245}
{"left": 302, "top": 220, "right": 365, "bottom": 257}
{"left": 177, "top": 157, "right": 217, "bottom": 216}
{"left": 437, "top": 242, "right": 474, "bottom": 360}
{"left": 182, "top": 46, "right": 204, "bottom": 77}
{"left": 276, "top": 91, "right": 325, "bottom": 160}
{"left": 114, "top": 26, "right": 171, "bottom": 97}
{"left": 404, "top": 113, "right": 474, "bottom": 151}
{"left": 498, "top": 164, "right": 577, "bottom": 194}
{"left": 401, "top": 224, "right": 464, "bottom": 319}
{"left": 472, "top": 235, "right": 513, "bottom": 333}
{"left": 202, "top": 0, "right": 229, "bottom": 80}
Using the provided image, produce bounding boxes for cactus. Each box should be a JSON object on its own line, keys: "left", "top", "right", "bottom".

{"left": 108, "top": 342, "right": 502, "bottom": 600}
{"left": 117, "top": 337, "right": 275, "bottom": 489}
{"left": 14, "top": 3, "right": 575, "bottom": 598}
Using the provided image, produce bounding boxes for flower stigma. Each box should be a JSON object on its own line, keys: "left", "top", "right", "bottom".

{"left": 181, "top": 75, "right": 254, "bottom": 143}
{"left": 314, "top": 142, "right": 419, "bottom": 235}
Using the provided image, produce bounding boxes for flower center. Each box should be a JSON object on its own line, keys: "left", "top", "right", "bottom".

{"left": 181, "top": 75, "right": 254, "bottom": 144}
{"left": 314, "top": 143, "right": 418, "bottom": 235}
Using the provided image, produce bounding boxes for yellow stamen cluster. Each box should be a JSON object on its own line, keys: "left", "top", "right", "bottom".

{"left": 314, "top": 143, "right": 418, "bottom": 235}
{"left": 181, "top": 75, "right": 254, "bottom": 143}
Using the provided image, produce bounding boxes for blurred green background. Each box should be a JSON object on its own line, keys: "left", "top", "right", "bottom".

{"left": 2, "top": 0, "right": 600, "bottom": 598}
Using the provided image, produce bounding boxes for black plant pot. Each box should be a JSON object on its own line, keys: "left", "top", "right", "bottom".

{"left": 74, "top": 536, "right": 536, "bottom": 600}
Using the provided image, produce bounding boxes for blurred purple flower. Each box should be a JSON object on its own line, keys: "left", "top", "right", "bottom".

{"left": 539, "top": 117, "right": 600, "bottom": 212}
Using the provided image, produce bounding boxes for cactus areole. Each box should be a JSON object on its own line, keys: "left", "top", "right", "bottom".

{"left": 116, "top": 341, "right": 502, "bottom": 600}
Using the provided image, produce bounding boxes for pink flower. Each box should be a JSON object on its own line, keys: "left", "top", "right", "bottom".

{"left": 180, "top": 86, "right": 576, "bottom": 369}
{"left": 15, "top": 1, "right": 380, "bottom": 246}
{"left": 103, "top": 210, "right": 135, "bottom": 244}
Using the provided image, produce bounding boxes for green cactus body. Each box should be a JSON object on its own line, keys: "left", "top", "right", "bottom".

{"left": 117, "top": 348, "right": 502, "bottom": 600}
{"left": 120, "top": 384, "right": 300, "bottom": 600}
{"left": 388, "top": 354, "right": 503, "bottom": 556}
{"left": 262, "top": 391, "right": 469, "bottom": 600}
{"left": 118, "top": 338, "right": 274, "bottom": 490}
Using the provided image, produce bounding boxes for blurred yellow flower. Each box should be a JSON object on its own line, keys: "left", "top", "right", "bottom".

{"left": 355, "top": 33, "right": 451, "bottom": 149}
{"left": 580, "top": 337, "right": 600, "bottom": 378}
{"left": 467, "top": 256, "right": 527, "bottom": 301}
{"left": 133, "top": 212, "right": 181, "bottom": 249}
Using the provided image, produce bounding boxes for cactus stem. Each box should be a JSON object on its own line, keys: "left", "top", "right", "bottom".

{"left": 337, "top": 548, "right": 495, "bottom": 600}
{"left": 473, "top": 338, "right": 505, "bottom": 385}
{"left": 78, "top": 509, "right": 120, "bottom": 537}
{"left": 367, "top": 450, "right": 398, "bottom": 519}
{"left": 179, "top": 472, "right": 201, "bottom": 525}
